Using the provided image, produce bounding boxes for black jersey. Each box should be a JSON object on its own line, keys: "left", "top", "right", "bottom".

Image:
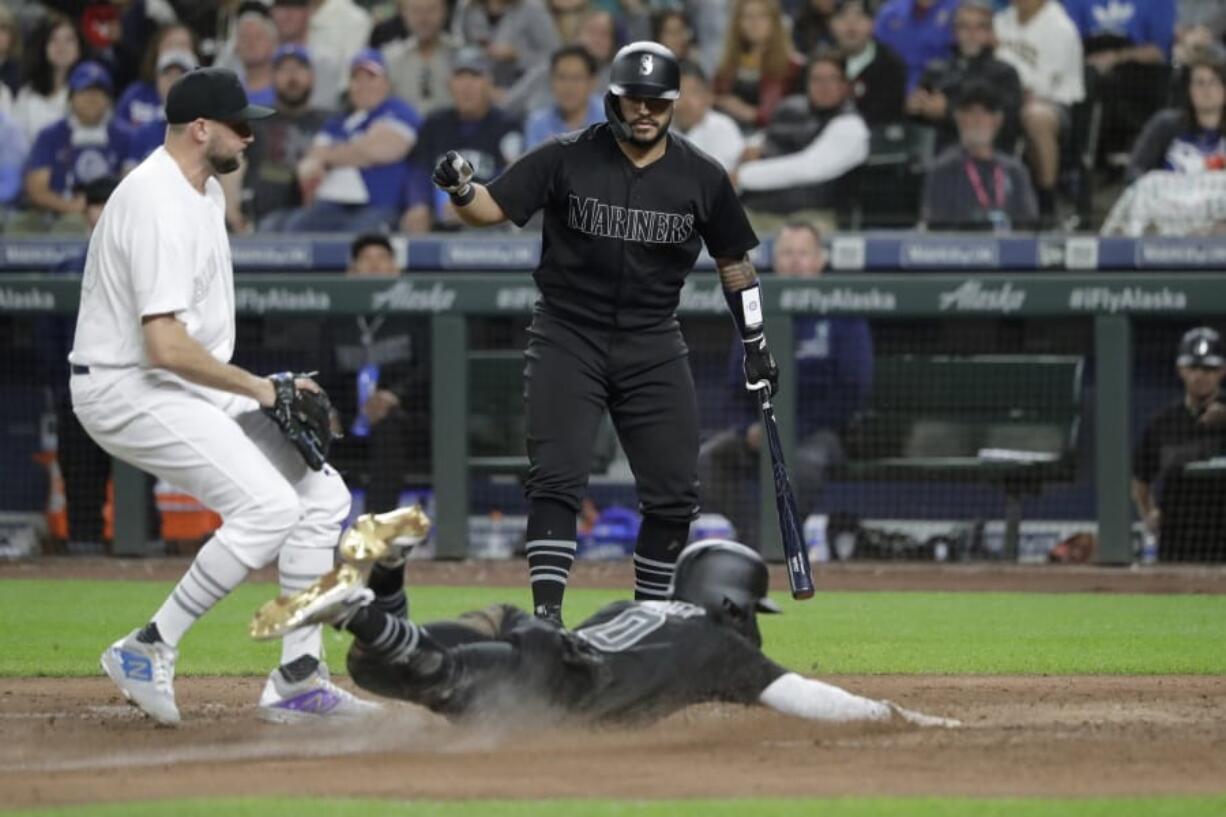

{"left": 568, "top": 599, "right": 786, "bottom": 723}
{"left": 1133, "top": 397, "right": 1226, "bottom": 561}
{"left": 485, "top": 124, "right": 759, "bottom": 331}
{"left": 1133, "top": 398, "right": 1226, "bottom": 502}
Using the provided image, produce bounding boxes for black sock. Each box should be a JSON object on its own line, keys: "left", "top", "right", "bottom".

{"left": 346, "top": 607, "right": 420, "bottom": 663}
{"left": 136, "top": 622, "right": 162, "bottom": 645}
{"left": 633, "top": 516, "right": 689, "bottom": 600}
{"left": 279, "top": 653, "right": 319, "bottom": 683}
{"left": 368, "top": 561, "right": 405, "bottom": 597}
{"left": 525, "top": 498, "right": 577, "bottom": 610}
{"left": 345, "top": 607, "right": 388, "bottom": 644}
{"left": 368, "top": 562, "right": 408, "bottom": 619}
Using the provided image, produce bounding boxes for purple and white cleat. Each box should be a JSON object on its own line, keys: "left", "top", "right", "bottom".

{"left": 257, "top": 663, "right": 381, "bottom": 724}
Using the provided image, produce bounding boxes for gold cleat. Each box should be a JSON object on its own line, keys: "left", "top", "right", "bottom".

{"left": 338, "top": 505, "right": 432, "bottom": 566}
{"left": 250, "top": 564, "right": 369, "bottom": 641}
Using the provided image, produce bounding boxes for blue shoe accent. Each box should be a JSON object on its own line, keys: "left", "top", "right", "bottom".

{"left": 271, "top": 688, "right": 343, "bottom": 715}
{"left": 118, "top": 649, "right": 153, "bottom": 682}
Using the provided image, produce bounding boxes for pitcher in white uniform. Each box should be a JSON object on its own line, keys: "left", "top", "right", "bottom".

{"left": 73, "top": 67, "right": 378, "bottom": 725}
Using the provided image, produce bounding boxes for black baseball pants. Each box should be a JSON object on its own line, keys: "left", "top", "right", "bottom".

{"left": 522, "top": 308, "right": 700, "bottom": 524}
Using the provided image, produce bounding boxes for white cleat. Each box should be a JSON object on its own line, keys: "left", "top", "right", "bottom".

{"left": 257, "top": 664, "right": 382, "bottom": 724}
{"left": 249, "top": 564, "right": 373, "bottom": 641}
{"left": 99, "top": 629, "right": 181, "bottom": 726}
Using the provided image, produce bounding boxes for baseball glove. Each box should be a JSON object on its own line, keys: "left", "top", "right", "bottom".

{"left": 264, "top": 372, "right": 342, "bottom": 471}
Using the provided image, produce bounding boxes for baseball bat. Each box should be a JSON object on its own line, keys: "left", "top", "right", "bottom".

{"left": 758, "top": 389, "right": 815, "bottom": 600}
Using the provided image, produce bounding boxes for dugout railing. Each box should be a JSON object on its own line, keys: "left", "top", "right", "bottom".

{"left": 5, "top": 271, "right": 1226, "bottom": 565}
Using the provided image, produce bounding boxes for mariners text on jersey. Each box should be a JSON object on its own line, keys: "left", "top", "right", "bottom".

{"left": 566, "top": 193, "right": 696, "bottom": 244}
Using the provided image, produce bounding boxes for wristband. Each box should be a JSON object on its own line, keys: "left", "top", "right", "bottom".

{"left": 723, "top": 282, "right": 764, "bottom": 338}
{"left": 449, "top": 183, "right": 475, "bottom": 207}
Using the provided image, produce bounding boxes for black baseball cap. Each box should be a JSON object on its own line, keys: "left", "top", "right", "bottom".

{"left": 956, "top": 81, "right": 1002, "bottom": 113}
{"left": 165, "top": 67, "right": 275, "bottom": 125}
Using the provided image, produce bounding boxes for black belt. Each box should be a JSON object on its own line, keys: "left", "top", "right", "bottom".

{"left": 71, "top": 364, "right": 91, "bottom": 375}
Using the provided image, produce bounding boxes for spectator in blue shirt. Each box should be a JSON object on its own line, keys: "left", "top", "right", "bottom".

{"left": 874, "top": 0, "right": 961, "bottom": 92}
{"left": 401, "top": 47, "right": 522, "bottom": 232}
{"left": 125, "top": 49, "right": 199, "bottom": 165}
{"left": 115, "top": 23, "right": 197, "bottom": 128}
{"left": 523, "top": 45, "right": 602, "bottom": 150}
{"left": 698, "top": 221, "right": 874, "bottom": 551}
{"left": 20, "top": 61, "right": 132, "bottom": 233}
{"left": 288, "top": 47, "right": 421, "bottom": 232}
{"left": 0, "top": 109, "right": 28, "bottom": 209}
{"left": 1064, "top": 0, "right": 1176, "bottom": 159}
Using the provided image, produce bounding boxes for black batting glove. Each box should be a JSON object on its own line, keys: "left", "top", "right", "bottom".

{"left": 743, "top": 333, "right": 779, "bottom": 397}
{"left": 431, "top": 149, "right": 476, "bottom": 206}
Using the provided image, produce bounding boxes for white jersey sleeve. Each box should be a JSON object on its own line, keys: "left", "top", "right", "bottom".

{"left": 129, "top": 204, "right": 193, "bottom": 319}
{"left": 737, "top": 113, "right": 870, "bottom": 192}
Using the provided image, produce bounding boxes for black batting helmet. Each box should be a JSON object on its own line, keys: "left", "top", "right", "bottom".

{"left": 1177, "top": 327, "right": 1225, "bottom": 368}
{"left": 670, "top": 539, "right": 782, "bottom": 617}
{"left": 609, "top": 41, "right": 681, "bottom": 100}
{"left": 604, "top": 41, "right": 680, "bottom": 141}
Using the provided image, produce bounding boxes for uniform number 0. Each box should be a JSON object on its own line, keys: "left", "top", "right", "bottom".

{"left": 578, "top": 607, "right": 667, "bottom": 652}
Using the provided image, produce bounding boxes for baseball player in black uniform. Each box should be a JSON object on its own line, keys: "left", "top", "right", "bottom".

{"left": 430, "top": 41, "right": 779, "bottom": 625}
{"left": 252, "top": 531, "right": 956, "bottom": 728}
{"left": 1132, "top": 327, "right": 1226, "bottom": 562}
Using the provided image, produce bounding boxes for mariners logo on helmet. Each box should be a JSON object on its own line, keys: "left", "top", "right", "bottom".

{"left": 1177, "top": 326, "right": 1225, "bottom": 368}
{"left": 608, "top": 41, "right": 680, "bottom": 100}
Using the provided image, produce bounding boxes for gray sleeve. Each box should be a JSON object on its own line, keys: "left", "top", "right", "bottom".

{"left": 1127, "top": 110, "right": 1181, "bottom": 183}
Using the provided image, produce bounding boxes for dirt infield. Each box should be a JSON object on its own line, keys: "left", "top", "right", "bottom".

{"left": 2, "top": 675, "right": 1225, "bottom": 809}
{"left": 3, "top": 560, "right": 1225, "bottom": 809}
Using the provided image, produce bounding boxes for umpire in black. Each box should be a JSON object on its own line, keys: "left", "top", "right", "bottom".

{"left": 431, "top": 42, "right": 779, "bottom": 624}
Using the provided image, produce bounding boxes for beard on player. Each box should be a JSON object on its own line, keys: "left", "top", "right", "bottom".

{"left": 206, "top": 139, "right": 244, "bottom": 175}
{"left": 626, "top": 107, "right": 673, "bottom": 148}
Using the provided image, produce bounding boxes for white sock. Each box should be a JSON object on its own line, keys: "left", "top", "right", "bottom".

{"left": 152, "top": 536, "right": 249, "bottom": 647}
{"left": 277, "top": 545, "right": 334, "bottom": 666}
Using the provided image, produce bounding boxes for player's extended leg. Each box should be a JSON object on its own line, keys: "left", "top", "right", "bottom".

{"left": 75, "top": 375, "right": 311, "bottom": 725}
{"left": 610, "top": 350, "right": 701, "bottom": 600}
{"left": 253, "top": 558, "right": 531, "bottom": 718}
{"left": 522, "top": 313, "right": 610, "bottom": 623}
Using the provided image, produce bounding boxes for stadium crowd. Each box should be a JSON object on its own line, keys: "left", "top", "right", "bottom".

{"left": 0, "top": 0, "right": 1220, "bottom": 235}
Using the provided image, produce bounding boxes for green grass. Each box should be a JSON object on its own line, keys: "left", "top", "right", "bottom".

{"left": 8, "top": 797, "right": 1226, "bottom": 817}
{"left": 2, "top": 579, "right": 1224, "bottom": 676}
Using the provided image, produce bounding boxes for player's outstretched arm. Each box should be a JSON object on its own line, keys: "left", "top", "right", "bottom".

{"left": 143, "top": 314, "right": 275, "bottom": 407}
{"left": 758, "top": 672, "right": 960, "bottom": 727}
{"left": 715, "top": 254, "right": 778, "bottom": 396}
{"left": 432, "top": 150, "right": 507, "bottom": 227}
